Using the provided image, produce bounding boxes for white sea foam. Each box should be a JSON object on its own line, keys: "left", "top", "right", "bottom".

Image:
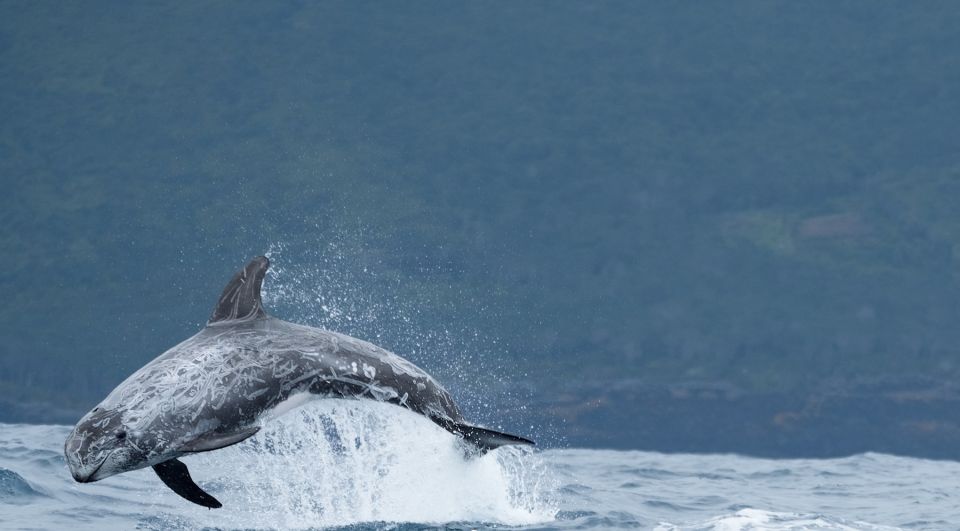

{"left": 655, "top": 508, "right": 902, "bottom": 531}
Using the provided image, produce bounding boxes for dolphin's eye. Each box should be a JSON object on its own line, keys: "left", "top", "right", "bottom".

{"left": 116, "top": 431, "right": 127, "bottom": 441}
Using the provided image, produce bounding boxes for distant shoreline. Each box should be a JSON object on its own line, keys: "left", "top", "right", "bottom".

{"left": 9, "top": 377, "right": 960, "bottom": 460}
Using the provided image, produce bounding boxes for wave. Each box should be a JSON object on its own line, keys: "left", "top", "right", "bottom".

{"left": 0, "top": 467, "right": 44, "bottom": 502}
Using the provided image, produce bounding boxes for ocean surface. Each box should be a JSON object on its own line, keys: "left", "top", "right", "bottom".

{"left": 0, "top": 400, "right": 957, "bottom": 530}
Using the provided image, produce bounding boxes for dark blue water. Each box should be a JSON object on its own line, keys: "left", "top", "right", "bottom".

{"left": 1, "top": 401, "right": 957, "bottom": 530}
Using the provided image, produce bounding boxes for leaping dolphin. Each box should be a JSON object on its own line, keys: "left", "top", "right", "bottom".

{"left": 64, "top": 256, "right": 533, "bottom": 508}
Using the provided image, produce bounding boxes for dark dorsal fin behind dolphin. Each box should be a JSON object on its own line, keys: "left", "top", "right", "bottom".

{"left": 208, "top": 256, "right": 270, "bottom": 325}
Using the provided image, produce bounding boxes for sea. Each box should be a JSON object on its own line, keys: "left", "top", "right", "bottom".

{"left": 0, "top": 400, "right": 957, "bottom": 530}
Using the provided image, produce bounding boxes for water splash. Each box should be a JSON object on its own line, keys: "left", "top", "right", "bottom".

{"left": 160, "top": 400, "right": 557, "bottom": 529}
{"left": 141, "top": 240, "right": 555, "bottom": 528}
{"left": 260, "top": 239, "right": 538, "bottom": 436}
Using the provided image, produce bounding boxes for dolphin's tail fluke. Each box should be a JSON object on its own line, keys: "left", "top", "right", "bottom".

{"left": 457, "top": 423, "right": 535, "bottom": 452}
{"left": 434, "top": 418, "right": 535, "bottom": 453}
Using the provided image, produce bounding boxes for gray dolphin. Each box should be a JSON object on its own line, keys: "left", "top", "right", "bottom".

{"left": 64, "top": 256, "right": 533, "bottom": 508}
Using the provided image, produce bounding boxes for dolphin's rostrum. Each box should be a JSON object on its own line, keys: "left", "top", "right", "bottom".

{"left": 64, "top": 256, "right": 533, "bottom": 508}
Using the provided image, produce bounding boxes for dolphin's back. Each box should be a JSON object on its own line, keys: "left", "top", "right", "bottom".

{"left": 242, "top": 317, "right": 465, "bottom": 424}
{"left": 154, "top": 317, "right": 462, "bottom": 434}
{"left": 98, "top": 317, "right": 463, "bottom": 449}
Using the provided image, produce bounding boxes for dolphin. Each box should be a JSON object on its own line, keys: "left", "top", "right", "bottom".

{"left": 64, "top": 256, "right": 533, "bottom": 508}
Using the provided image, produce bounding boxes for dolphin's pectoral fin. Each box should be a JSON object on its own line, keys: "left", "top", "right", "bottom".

{"left": 208, "top": 256, "right": 270, "bottom": 325}
{"left": 182, "top": 426, "right": 261, "bottom": 453}
{"left": 152, "top": 458, "right": 222, "bottom": 509}
{"left": 434, "top": 418, "right": 535, "bottom": 454}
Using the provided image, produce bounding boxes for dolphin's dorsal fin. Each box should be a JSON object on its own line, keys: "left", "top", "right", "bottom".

{"left": 208, "top": 256, "right": 270, "bottom": 325}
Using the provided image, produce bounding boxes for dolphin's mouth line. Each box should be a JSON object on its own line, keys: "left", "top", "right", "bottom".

{"left": 75, "top": 451, "right": 110, "bottom": 483}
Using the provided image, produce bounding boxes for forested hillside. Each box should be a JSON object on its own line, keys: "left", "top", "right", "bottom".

{"left": 3, "top": 3, "right": 960, "bottom": 454}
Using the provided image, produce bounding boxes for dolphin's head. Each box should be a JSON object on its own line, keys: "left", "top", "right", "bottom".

{"left": 64, "top": 404, "right": 151, "bottom": 482}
